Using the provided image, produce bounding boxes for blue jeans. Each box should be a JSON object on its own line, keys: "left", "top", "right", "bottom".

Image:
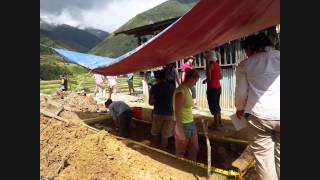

{"left": 182, "top": 122, "right": 197, "bottom": 139}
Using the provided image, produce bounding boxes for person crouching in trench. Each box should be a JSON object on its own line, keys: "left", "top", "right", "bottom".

{"left": 105, "top": 99, "right": 132, "bottom": 138}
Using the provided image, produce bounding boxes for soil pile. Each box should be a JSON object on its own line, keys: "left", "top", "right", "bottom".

{"left": 50, "top": 92, "right": 103, "bottom": 112}
{"left": 40, "top": 92, "right": 107, "bottom": 120}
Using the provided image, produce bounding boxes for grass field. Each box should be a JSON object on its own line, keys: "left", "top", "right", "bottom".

{"left": 40, "top": 75, "right": 143, "bottom": 95}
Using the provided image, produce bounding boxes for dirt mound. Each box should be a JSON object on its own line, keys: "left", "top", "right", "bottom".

{"left": 40, "top": 92, "right": 107, "bottom": 122}
{"left": 51, "top": 92, "right": 102, "bottom": 112}
{"left": 40, "top": 115, "right": 213, "bottom": 180}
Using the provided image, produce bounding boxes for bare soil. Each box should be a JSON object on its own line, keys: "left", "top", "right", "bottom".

{"left": 40, "top": 115, "right": 232, "bottom": 180}
{"left": 40, "top": 92, "right": 255, "bottom": 179}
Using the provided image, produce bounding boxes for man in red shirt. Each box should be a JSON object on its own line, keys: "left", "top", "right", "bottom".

{"left": 202, "top": 50, "right": 223, "bottom": 129}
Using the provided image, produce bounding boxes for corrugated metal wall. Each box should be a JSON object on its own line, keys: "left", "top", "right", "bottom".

{"left": 174, "top": 26, "right": 281, "bottom": 112}
{"left": 191, "top": 67, "right": 236, "bottom": 111}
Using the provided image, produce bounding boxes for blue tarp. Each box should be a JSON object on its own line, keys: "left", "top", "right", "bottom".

{"left": 52, "top": 48, "right": 116, "bottom": 70}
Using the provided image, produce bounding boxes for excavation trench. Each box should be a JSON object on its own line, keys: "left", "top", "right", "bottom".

{"left": 84, "top": 116, "right": 252, "bottom": 177}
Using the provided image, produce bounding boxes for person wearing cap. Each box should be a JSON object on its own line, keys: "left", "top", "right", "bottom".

{"left": 202, "top": 50, "right": 223, "bottom": 129}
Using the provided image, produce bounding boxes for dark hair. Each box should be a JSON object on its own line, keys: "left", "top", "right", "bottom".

{"left": 184, "top": 56, "right": 195, "bottom": 63}
{"left": 185, "top": 69, "right": 199, "bottom": 80}
{"left": 241, "top": 33, "right": 273, "bottom": 53}
{"left": 105, "top": 99, "right": 112, "bottom": 107}
{"left": 154, "top": 70, "right": 165, "bottom": 80}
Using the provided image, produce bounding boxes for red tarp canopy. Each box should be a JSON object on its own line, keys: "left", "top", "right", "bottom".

{"left": 94, "top": 0, "right": 280, "bottom": 75}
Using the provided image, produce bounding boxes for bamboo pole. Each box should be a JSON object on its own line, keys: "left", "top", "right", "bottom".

{"left": 201, "top": 119, "right": 212, "bottom": 178}
{"left": 82, "top": 114, "right": 111, "bottom": 125}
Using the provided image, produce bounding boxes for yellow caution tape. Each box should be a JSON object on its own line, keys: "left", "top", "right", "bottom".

{"left": 203, "top": 135, "right": 248, "bottom": 145}
{"left": 81, "top": 122, "right": 244, "bottom": 179}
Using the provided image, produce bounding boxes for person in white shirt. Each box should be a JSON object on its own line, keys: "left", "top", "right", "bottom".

{"left": 235, "top": 33, "right": 280, "bottom": 180}
{"left": 105, "top": 99, "right": 132, "bottom": 138}
{"left": 106, "top": 76, "right": 118, "bottom": 99}
{"left": 93, "top": 73, "right": 105, "bottom": 98}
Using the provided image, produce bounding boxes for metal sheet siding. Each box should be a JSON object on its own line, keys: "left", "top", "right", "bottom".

{"left": 192, "top": 68, "right": 235, "bottom": 111}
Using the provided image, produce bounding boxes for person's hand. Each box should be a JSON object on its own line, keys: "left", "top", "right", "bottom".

{"left": 202, "top": 79, "right": 207, "bottom": 84}
{"left": 236, "top": 110, "right": 245, "bottom": 119}
{"left": 174, "top": 123, "right": 186, "bottom": 141}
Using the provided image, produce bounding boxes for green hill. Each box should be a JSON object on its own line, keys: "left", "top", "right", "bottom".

{"left": 40, "top": 18, "right": 108, "bottom": 53}
{"left": 50, "top": 24, "right": 102, "bottom": 52}
{"left": 90, "top": 0, "right": 198, "bottom": 58}
{"left": 40, "top": 29, "right": 73, "bottom": 55}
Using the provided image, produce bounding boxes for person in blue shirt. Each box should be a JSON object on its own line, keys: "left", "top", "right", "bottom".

{"left": 149, "top": 70, "right": 176, "bottom": 149}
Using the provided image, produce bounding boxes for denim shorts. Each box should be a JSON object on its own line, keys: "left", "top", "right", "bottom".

{"left": 182, "top": 121, "right": 197, "bottom": 139}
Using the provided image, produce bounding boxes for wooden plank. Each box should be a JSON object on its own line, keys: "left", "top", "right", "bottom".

{"left": 82, "top": 114, "right": 112, "bottom": 125}
{"left": 231, "top": 146, "right": 255, "bottom": 175}
{"left": 40, "top": 108, "right": 68, "bottom": 123}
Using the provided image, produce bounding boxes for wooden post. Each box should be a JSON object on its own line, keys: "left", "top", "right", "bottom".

{"left": 142, "top": 72, "right": 149, "bottom": 105}
{"left": 201, "top": 119, "right": 212, "bottom": 178}
{"left": 137, "top": 35, "right": 142, "bottom": 46}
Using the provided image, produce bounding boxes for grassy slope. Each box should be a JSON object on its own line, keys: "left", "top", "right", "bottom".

{"left": 90, "top": 0, "right": 198, "bottom": 58}
{"left": 40, "top": 34, "right": 73, "bottom": 54}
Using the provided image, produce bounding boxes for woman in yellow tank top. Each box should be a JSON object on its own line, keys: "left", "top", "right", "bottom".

{"left": 173, "top": 69, "right": 200, "bottom": 161}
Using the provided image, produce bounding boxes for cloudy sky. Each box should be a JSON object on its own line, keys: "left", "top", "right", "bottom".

{"left": 40, "top": 0, "right": 168, "bottom": 32}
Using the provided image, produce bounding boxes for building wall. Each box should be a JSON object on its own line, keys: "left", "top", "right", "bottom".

{"left": 146, "top": 25, "right": 280, "bottom": 112}
{"left": 181, "top": 67, "right": 236, "bottom": 112}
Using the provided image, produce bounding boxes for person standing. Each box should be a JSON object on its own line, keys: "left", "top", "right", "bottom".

{"left": 127, "top": 73, "right": 135, "bottom": 95}
{"left": 235, "top": 33, "right": 280, "bottom": 180}
{"left": 202, "top": 50, "right": 223, "bottom": 129}
{"left": 163, "top": 63, "right": 180, "bottom": 87}
{"left": 107, "top": 76, "right": 117, "bottom": 99}
{"left": 93, "top": 73, "right": 105, "bottom": 98}
{"left": 105, "top": 99, "right": 132, "bottom": 138}
{"left": 59, "top": 74, "right": 68, "bottom": 91}
{"left": 173, "top": 69, "right": 200, "bottom": 161}
{"left": 149, "top": 70, "right": 176, "bottom": 149}
{"left": 181, "top": 56, "right": 197, "bottom": 108}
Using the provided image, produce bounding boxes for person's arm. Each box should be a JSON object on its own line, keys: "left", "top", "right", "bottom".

{"left": 202, "top": 78, "right": 207, "bottom": 84}
{"left": 205, "top": 60, "right": 212, "bottom": 82}
{"left": 181, "top": 71, "right": 186, "bottom": 82}
{"left": 149, "top": 86, "right": 155, "bottom": 105}
{"left": 60, "top": 79, "right": 64, "bottom": 85}
{"left": 235, "top": 63, "right": 248, "bottom": 119}
{"left": 108, "top": 105, "right": 119, "bottom": 126}
{"left": 174, "top": 92, "right": 186, "bottom": 141}
{"left": 175, "top": 69, "right": 181, "bottom": 84}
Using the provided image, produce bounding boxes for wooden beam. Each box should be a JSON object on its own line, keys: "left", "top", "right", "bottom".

{"left": 142, "top": 72, "right": 149, "bottom": 105}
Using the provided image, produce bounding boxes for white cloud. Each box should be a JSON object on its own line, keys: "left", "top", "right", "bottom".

{"left": 40, "top": 0, "right": 167, "bottom": 32}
